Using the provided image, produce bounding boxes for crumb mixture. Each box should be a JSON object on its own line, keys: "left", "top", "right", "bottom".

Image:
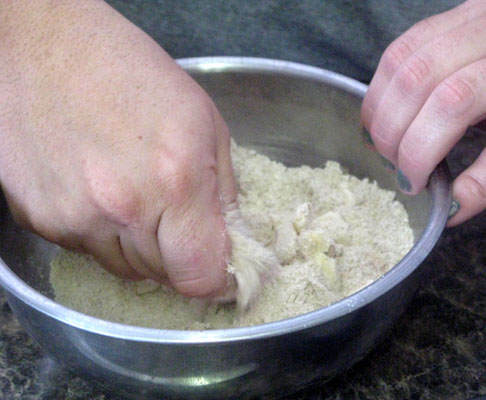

{"left": 50, "top": 141, "right": 413, "bottom": 329}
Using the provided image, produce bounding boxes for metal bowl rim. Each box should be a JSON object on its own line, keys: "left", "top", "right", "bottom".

{"left": 0, "top": 56, "right": 451, "bottom": 344}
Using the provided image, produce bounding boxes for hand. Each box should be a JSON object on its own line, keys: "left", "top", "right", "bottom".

{"left": 0, "top": 0, "right": 237, "bottom": 298}
{"left": 361, "top": 0, "right": 486, "bottom": 226}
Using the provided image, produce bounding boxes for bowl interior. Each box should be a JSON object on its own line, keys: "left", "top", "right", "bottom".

{"left": 0, "top": 60, "right": 431, "bottom": 311}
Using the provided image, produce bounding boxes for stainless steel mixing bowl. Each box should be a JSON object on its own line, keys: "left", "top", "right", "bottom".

{"left": 0, "top": 57, "right": 451, "bottom": 400}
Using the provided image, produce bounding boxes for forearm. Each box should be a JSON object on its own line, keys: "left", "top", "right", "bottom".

{"left": 0, "top": 0, "right": 120, "bottom": 68}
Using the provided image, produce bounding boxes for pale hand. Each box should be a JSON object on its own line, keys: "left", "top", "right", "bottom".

{"left": 0, "top": 0, "right": 237, "bottom": 299}
{"left": 361, "top": 0, "right": 486, "bottom": 226}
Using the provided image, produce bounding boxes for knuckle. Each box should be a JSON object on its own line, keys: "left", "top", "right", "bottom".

{"left": 83, "top": 163, "right": 140, "bottom": 226}
{"left": 157, "top": 152, "right": 197, "bottom": 207}
{"left": 398, "top": 140, "right": 425, "bottom": 171}
{"left": 459, "top": 173, "right": 486, "bottom": 204}
{"left": 395, "top": 53, "right": 433, "bottom": 98}
{"left": 369, "top": 119, "right": 400, "bottom": 158}
{"left": 433, "top": 75, "right": 476, "bottom": 119}
{"left": 381, "top": 37, "right": 414, "bottom": 77}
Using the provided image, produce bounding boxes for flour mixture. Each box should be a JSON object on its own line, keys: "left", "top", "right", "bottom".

{"left": 50, "top": 141, "right": 413, "bottom": 329}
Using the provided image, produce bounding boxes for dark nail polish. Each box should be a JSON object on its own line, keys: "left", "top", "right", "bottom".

{"left": 379, "top": 154, "right": 396, "bottom": 171}
{"left": 448, "top": 199, "right": 460, "bottom": 219}
{"left": 397, "top": 170, "right": 412, "bottom": 192}
{"left": 361, "top": 127, "right": 374, "bottom": 146}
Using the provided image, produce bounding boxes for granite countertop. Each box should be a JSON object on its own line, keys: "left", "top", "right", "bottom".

{"left": 1, "top": 129, "right": 486, "bottom": 400}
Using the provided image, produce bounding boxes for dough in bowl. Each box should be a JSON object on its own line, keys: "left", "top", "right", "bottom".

{"left": 50, "top": 140, "right": 413, "bottom": 329}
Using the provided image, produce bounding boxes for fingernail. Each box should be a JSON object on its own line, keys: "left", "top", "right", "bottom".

{"left": 361, "top": 127, "right": 374, "bottom": 146}
{"left": 379, "top": 154, "right": 396, "bottom": 171}
{"left": 448, "top": 199, "right": 460, "bottom": 219}
{"left": 397, "top": 169, "right": 412, "bottom": 192}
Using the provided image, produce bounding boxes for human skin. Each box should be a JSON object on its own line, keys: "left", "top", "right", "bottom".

{"left": 0, "top": 0, "right": 237, "bottom": 299}
{"left": 361, "top": 0, "right": 486, "bottom": 227}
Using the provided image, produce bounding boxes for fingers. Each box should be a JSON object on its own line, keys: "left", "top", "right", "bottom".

{"left": 118, "top": 230, "right": 168, "bottom": 282}
{"left": 448, "top": 146, "right": 486, "bottom": 226}
{"left": 369, "top": 13, "right": 486, "bottom": 162}
{"left": 86, "top": 234, "right": 145, "bottom": 281}
{"left": 362, "top": 0, "right": 481, "bottom": 128}
{"left": 150, "top": 103, "right": 236, "bottom": 299}
{"left": 360, "top": 0, "right": 486, "bottom": 227}
{"left": 119, "top": 163, "right": 233, "bottom": 298}
{"left": 212, "top": 105, "right": 238, "bottom": 212}
{"left": 157, "top": 160, "right": 231, "bottom": 298}
{"left": 397, "top": 58, "right": 486, "bottom": 194}
{"left": 87, "top": 98, "right": 235, "bottom": 298}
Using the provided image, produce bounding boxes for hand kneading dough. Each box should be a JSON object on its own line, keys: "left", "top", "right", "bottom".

{"left": 225, "top": 208, "right": 280, "bottom": 309}
{"left": 50, "top": 140, "right": 414, "bottom": 330}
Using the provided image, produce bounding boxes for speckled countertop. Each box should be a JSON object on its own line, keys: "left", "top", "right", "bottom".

{"left": 1, "top": 129, "right": 486, "bottom": 400}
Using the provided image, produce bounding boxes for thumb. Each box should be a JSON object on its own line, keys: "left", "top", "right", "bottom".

{"left": 447, "top": 146, "right": 486, "bottom": 226}
{"left": 157, "top": 163, "right": 232, "bottom": 298}
{"left": 157, "top": 109, "right": 238, "bottom": 298}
